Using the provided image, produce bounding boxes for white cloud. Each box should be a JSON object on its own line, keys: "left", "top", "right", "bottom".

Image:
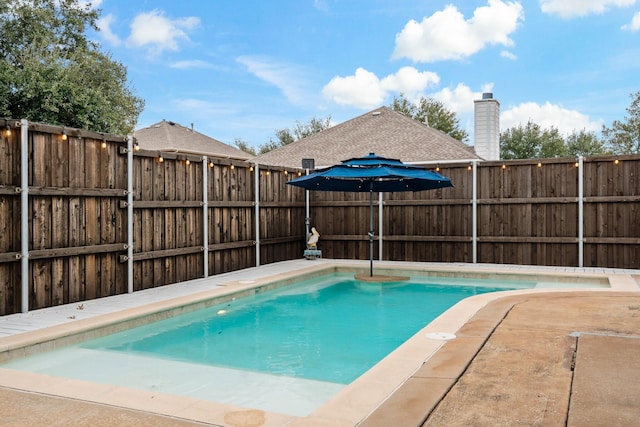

{"left": 127, "top": 10, "right": 200, "bottom": 56}
{"left": 392, "top": 0, "right": 524, "bottom": 62}
{"left": 170, "top": 60, "right": 216, "bottom": 70}
{"left": 500, "top": 50, "right": 518, "bottom": 60}
{"left": 380, "top": 67, "right": 440, "bottom": 99}
{"left": 501, "top": 102, "right": 602, "bottom": 134}
{"left": 322, "top": 68, "right": 387, "bottom": 109}
{"left": 97, "top": 13, "right": 121, "bottom": 46}
{"left": 237, "top": 56, "right": 312, "bottom": 105}
{"left": 322, "top": 67, "right": 440, "bottom": 109}
{"left": 622, "top": 11, "right": 640, "bottom": 30}
{"left": 540, "top": 0, "right": 637, "bottom": 18}
{"left": 432, "top": 83, "right": 488, "bottom": 114}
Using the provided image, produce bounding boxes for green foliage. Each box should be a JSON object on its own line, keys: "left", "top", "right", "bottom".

{"left": 257, "top": 115, "right": 332, "bottom": 153}
{"left": 234, "top": 138, "right": 257, "bottom": 156}
{"left": 390, "top": 94, "right": 469, "bottom": 142}
{"left": 258, "top": 140, "right": 281, "bottom": 155}
{"left": 0, "top": 0, "right": 144, "bottom": 135}
{"left": 602, "top": 90, "right": 640, "bottom": 154}
{"left": 500, "top": 121, "right": 609, "bottom": 159}
{"left": 565, "top": 130, "right": 608, "bottom": 157}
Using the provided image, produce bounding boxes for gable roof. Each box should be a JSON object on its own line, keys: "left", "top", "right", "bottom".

{"left": 135, "top": 119, "right": 252, "bottom": 160}
{"left": 251, "top": 106, "right": 482, "bottom": 168}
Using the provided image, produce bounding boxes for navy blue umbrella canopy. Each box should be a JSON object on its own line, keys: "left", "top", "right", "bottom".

{"left": 287, "top": 153, "right": 453, "bottom": 193}
{"left": 287, "top": 153, "right": 454, "bottom": 276}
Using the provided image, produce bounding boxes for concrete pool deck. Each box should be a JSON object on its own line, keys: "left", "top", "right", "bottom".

{"left": 0, "top": 259, "right": 639, "bottom": 426}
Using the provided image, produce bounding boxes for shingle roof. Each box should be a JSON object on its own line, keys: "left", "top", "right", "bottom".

{"left": 251, "top": 106, "right": 482, "bottom": 168}
{"left": 135, "top": 120, "right": 252, "bottom": 160}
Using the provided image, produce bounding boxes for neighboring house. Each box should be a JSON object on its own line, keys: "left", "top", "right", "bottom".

{"left": 251, "top": 106, "right": 484, "bottom": 169}
{"left": 135, "top": 119, "right": 252, "bottom": 160}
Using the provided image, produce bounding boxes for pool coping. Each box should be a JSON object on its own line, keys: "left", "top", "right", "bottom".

{"left": 0, "top": 260, "right": 638, "bottom": 426}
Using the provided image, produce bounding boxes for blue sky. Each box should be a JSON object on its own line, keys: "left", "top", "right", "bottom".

{"left": 89, "top": 0, "right": 640, "bottom": 150}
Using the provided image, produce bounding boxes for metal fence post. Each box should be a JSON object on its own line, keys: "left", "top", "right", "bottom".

{"left": 202, "top": 156, "right": 209, "bottom": 277}
{"left": 578, "top": 155, "right": 584, "bottom": 267}
{"left": 20, "top": 119, "right": 29, "bottom": 312}
{"left": 254, "top": 163, "right": 260, "bottom": 267}
{"left": 472, "top": 160, "right": 478, "bottom": 264}
{"left": 126, "top": 135, "right": 134, "bottom": 294}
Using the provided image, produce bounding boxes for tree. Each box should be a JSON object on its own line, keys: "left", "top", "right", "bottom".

{"left": 390, "top": 94, "right": 469, "bottom": 142}
{"left": 602, "top": 90, "right": 640, "bottom": 154}
{"left": 0, "top": 0, "right": 144, "bottom": 135}
{"left": 500, "top": 122, "right": 609, "bottom": 160}
{"left": 256, "top": 115, "right": 332, "bottom": 153}
{"left": 565, "top": 129, "right": 608, "bottom": 157}
{"left": 500, "top": 121, "right": 566, "bottom": 159}
{"left": 234, "top": 138, "right": 257, "bottom": 156}
{"left": 271, "top": 115, "right": 332, "bottom": 146}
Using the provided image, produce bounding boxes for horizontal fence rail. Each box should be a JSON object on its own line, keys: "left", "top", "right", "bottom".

{"left": 1, "top": 118, "right": 639, "bottom": 315}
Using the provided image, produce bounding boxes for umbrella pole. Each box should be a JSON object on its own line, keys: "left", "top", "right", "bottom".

{"left": 369, "top": 186, "right": 374, "bottom": 276}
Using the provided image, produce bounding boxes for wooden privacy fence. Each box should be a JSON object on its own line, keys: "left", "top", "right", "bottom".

{"left": 1, "top": 118, "right": 639, "bottom": 315}
{"left": 311, "top": 156, "right": 640, "bottom": 269}
{"left": 0, "top": 120, "right": 305, "bottom": 315}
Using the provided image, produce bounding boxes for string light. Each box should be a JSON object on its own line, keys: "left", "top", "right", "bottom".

{"left": 61, "top": 129, "right": 67, "bottom": 141}
{"left": 5, "top": 124, "right": 11, "bottom": 137}
{"left": 614, "top": 159, "right": 619, "bottom": 165}
{"left": 185, "top": 159, "right": 190, "bottom": 166}
{"left": 435, "top": 165, "right": 440, "bottom": 172}
{"left": 537, "top": 162, "right": 542, "bottom": 168}
{"left": 230, "top": 164, "right": 235, "bottom": 170}
{"left": 208, "top": 161, "right": 214, "bottom": 168}
{"left": 133, "top": 140, "right": 140, "bottom": 151}
{"left": 249, "top": 166, "right": 254, "bottom": 172}
{"left": 158, "top": 155, "right": 164, "bottom": 163}
{"left": 283, "top": 170, "right": 288, "bottom": 175}
{"left": 101, "top": 136, "right": 107, "bottom": 149}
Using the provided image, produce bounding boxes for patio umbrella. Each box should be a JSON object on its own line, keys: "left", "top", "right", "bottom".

{"left": 287, "top": 153, "right": 454, "bottom": 276}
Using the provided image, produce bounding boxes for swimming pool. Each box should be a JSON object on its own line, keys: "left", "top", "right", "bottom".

{"left": 3, "top": 272, "right": 533, "bottom": 416}
{"left": 0, "top": 261, "right": 618, "bottom": 423}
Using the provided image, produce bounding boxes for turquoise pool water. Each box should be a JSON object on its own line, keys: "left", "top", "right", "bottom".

{"left": 4, "top": 272, "right": 531, "bottom": 415}
{"left": 83, "top": 273, "right": 524, "bottom": 383}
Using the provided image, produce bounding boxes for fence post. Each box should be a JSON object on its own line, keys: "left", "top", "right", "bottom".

{"left": 472, "top": 160, "right": 478, "bottom": 263}
{"left": 578, "top": 155, "right": 584, "bottom": 267}
{"left": 126, "top": 135, "right": 134, "bottom": 294}
{"left": 254, "top": 163, "right": 260, "bottom": 267}
{"left": 20, "top": 119, "right": 29, "bottom": 313}
{"left": 202, "top": 156, "right": 209, "bottom": 277}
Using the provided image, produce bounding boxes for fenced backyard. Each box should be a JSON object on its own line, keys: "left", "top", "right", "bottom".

{"left": 1, "top": 119, "right": 639, "bottom": 315}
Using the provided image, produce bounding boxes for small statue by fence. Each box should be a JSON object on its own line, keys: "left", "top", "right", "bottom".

{"left": 304, "top": 227, "right": 322, "bottom": 260}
